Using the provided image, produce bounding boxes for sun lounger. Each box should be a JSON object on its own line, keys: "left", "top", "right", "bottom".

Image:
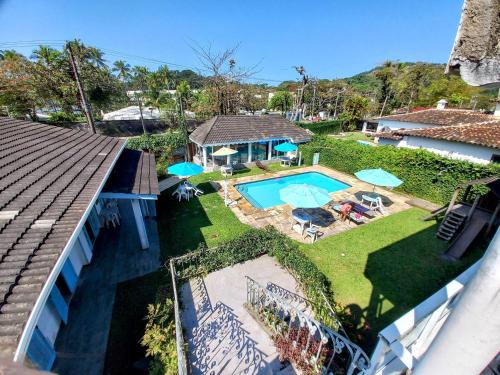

{"left": 331, "top": 204, "right": 368, "bottom": 225}
{"left": 340, "top": 200, "right": 377, "bottom": 218}
{"left": 256, "top": 160, "right": 270, "bottom": 172}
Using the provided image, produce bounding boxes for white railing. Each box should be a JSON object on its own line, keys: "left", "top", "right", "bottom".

{"left": 246, "top": 276, "right": 370, "bottom": 374}
{"left": 367, "top": 259, "right": 481, "bottom": 375}
{"left": 169, "top": 258, "right": 189, "bottom": 375}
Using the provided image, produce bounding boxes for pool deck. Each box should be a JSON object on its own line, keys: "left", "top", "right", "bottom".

{"left": 213, "top": 165, "right": 412, "bottom": 243}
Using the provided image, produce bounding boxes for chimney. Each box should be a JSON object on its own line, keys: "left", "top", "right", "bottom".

{"left": 436, "top": 99, "right": 448, "bottom": 110}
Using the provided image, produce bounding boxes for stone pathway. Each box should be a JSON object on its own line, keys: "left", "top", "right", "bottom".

{"left": 180, "top": 255, "right": 301, "bottom": 375}
{"left": 53, "top": 200, "right": 160, "bottom": 375}
{"left": 214, "top": 165, "right": 414, "bottom": 243}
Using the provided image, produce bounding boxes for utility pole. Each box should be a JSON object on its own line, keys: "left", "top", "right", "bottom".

{"left": 177, "top": 93, "right": 191, "bottom": 161}
{"left": 66, "top": 42, "right": 97, "bottom": 134}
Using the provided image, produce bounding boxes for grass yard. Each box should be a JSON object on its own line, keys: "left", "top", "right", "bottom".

{"left": 156, "top": 182, "right": 250, "bottom": 257}
{"left": 300, "top": 208, "right": 482, "bottom": 338}
{"left": 329, "top": 132, "right": 372, "bottom": 142}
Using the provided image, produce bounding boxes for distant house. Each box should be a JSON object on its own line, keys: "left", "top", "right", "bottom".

{"left": 372, "top": 101, "right": 500, "bottom": 164}
{"left": 377, "top": 122, "right": 500, "bottom": 164}
{"left": 189, "top": 115, "right": 311, "bottom": 168}
{"left": 0, "top": 117, "right": 159, "bottom": 371}
{"left": 102, "top": 105, "right": 160, "bottom": 121}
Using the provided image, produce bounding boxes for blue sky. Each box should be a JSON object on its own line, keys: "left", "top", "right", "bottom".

{"left": 0, "top": 0, "right": 463, "bottom": 84}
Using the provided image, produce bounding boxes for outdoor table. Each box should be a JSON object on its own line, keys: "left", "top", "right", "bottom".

{"left": 292, "top": 211, "right": 312, "bottom": 234}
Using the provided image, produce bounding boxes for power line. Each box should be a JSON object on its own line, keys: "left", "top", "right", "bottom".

{"left": 0, "top": 40, "right": 290, "bottom": 84}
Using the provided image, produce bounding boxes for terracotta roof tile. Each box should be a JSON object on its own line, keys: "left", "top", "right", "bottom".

{"left": 377, "top": 123, "right": 500, "bottom": 150}
{"left": 376, "top": 109, "right": 500, "bottom": 127}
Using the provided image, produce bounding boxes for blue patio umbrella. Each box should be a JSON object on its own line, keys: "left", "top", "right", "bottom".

{"left": 280, "top": 184, "right": 331, "bottom": 208}
{"left": 354, "top": 168, "right": 403, "bottom": 189}
{"left": 167, "top": 162, "right": 203, "bottom": 177}
{"left": 274, "top": 142, "right": 298, "bottom": 152}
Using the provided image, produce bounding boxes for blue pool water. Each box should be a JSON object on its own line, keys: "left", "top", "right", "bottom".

{"left": 235, "top": 172, "right": 351, "bottom": 209}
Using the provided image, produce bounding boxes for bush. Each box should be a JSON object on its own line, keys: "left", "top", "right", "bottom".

{"left": 299, "top": 120, "right": 342, "bottom": 135}
{"left": 300, "top": 136, "right": 500, "bottom": 204}
{"left": 47, "top": 111, "right": 78, "bottom": 123}
{"left": 141, "top": 299, "right": 178, "bottom": 375}
{"left": 126, "top": 131, "right": 186, "bottom": 154}
{"left": 127, "top": 131, "right": 187, "bottom": 180}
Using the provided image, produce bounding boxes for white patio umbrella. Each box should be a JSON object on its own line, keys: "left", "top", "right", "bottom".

{"left": 212, "top": 147, "right": 238, "bottom": 206}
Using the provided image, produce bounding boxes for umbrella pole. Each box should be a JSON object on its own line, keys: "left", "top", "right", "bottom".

{"left": 224, "top": 177, "right": 230, "bottom": 206}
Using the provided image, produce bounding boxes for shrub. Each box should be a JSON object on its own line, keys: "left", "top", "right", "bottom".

{"left": 299, "top": 120, "right": 342, "bottom": 135}
{"left": 141, "top": 299, "right": 178, "bottom": 375}
{"left": 126, "top": 131, "right": 186, "bottom": 154}
{"left": 47, "top": 111, "right": 78, "bottom": 123}
{"left": 300, "top": 136, "right": 500, "bottom": 204}
{"left": 127, "top": 131, "right": 187, "bottom": 180}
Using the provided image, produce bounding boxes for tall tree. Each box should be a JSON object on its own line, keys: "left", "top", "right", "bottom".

{"left": 112, "top": 60, "right": 132, "bottom": 82}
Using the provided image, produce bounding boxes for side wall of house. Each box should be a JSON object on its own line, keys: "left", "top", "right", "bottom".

{"left": 379, "top": 136, "right": 499, "bottom": 164}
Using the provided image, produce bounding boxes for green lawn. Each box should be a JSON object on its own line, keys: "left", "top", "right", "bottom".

{"left": 329, "top": 132, "right": 371, "bottom": 142}
{"left": 299, "top": 208, "right": 482, "bottom": 336}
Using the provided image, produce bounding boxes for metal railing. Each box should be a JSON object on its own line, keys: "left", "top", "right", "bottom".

{"left": 169, "top": 258, "right": 189, "bottom": 375}
{"left": 246, "top": 276, "right": 370, "bottom": 374}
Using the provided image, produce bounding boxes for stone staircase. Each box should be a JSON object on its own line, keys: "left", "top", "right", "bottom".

{"left": 437, "top": 211, "right": 467, "bottom": 241}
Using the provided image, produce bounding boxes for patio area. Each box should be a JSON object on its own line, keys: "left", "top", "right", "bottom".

{"left": 180, "top": 255, "right": 302, "bottom": 375}
{"left": 213, "top": 165, "right": 412, "bottom": 243}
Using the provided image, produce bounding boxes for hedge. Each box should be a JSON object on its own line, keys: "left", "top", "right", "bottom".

{"left": 300, "top": 136, "right": 500, "bottom": 204}
{"left": 299, "top": 120, "right": 342, "bottom": 135}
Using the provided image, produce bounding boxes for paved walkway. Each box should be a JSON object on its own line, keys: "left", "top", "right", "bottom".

{"left": 53, "top": 200, "right": 160, "bottom": 375}
{"left": 180, "top": 255, "right": 301, "bottom": 375}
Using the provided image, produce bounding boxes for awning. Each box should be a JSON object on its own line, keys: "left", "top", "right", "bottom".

{"left": 102, "top": 149, "right": 160, "bottom": 198}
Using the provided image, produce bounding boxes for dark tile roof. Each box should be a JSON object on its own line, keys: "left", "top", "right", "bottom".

{"left": 377, "top": 123, "right": 500, "bottom": 150}
{"left": 102, "top": 149, "right": 160, "bottom": 195}
{"left": 189, "top": 115, "right": 311, "bottom": 146}
{"left": 376, "top": 109, "right": 500, "bottom": 127}
{"left": 0, "top": 117, "right": 126, "bottom": 356}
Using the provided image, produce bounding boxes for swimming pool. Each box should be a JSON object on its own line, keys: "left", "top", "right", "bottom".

{"left": 235, "top": 172, "right": 351, "bottom": 209}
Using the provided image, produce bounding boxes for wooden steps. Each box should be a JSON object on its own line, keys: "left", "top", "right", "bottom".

{"left": 437, "top": 211, "right": 467, "bottom": 241}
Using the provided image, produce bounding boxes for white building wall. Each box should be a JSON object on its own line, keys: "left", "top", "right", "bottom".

{"left": 376, "top": 120, "right": 437, "bottom": 132}
{"left": 379, "top": 136, "right": 498, "bottom": 164}
{"left": 37, "top": 302, "right": 61, "bottom": 347}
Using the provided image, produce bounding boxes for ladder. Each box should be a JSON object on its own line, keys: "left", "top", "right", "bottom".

{"left": 437, "top": 211, "right": 467, "bottom": 241}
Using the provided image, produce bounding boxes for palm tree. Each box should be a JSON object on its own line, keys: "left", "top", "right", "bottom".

{"left": 31, "top": 45, "right": 60, "bottom": 65}
{"left": 112, "top": 60, "right": 131, "bottom": 82}
{"left": 0, "top": 49, "right": 24, "bottom": 61}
